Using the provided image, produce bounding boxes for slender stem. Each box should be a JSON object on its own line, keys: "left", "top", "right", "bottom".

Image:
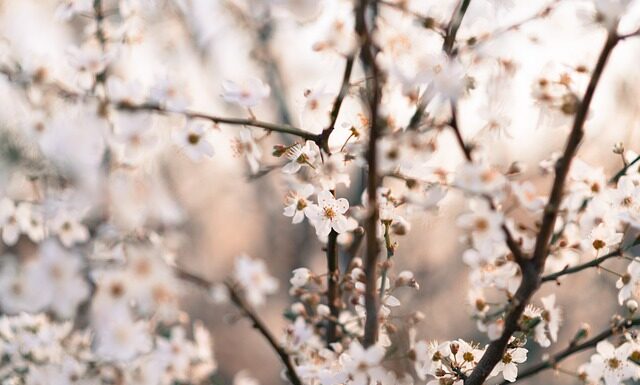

{"left": 225, "top": 282, "right": 303, "bottom": 385}
{"left": 443, "top": 0, "right": 472, "bottom": 55}
{"left": 610, "top": 154, "right": 640, "bottom": 183}
{"left": 541, "top": 249, "right": 621, "bottom": 283}
{"left": 378, "top": 222, "right": 395, "bottom": 300}
{"left": 450, "top": 102, "right": 472, "bottom": 161}
{"left": 174, "top": 267, "right": 302, "bottom": 385}
{"left": 464, "top": 31, "right": 620, "bottom": 385}
{"left": 325, "top": 229, "right": 340, "bottom": 345}
{"left": 321, "top": 55, "right": 356, "bottom": 153}
{"left": 504, "top": 317, "right": 640, "bottom": 384}
{"left": 116, "top": 102, "right": 319, "bottom": 140}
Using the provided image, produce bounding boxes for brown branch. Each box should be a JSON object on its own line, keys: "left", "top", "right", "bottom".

{"left": 443, "top": 0, "right": 472, "bottom": 56}
{"left": 503, "top": 317, "right": 640, "bottom": 385}
{"left": 541, "top": 249, "right": 622, "bottom": 283}
{"left": 355, "top": 0, "right": 383, "bottom": 348}
{"left": 325, "top": 229, "right": 341, "bottom": 345}
{"left": 225, "top": 281, "right": 303, "bottom": 385}
{"left": 321, "top": 55, "right": 356, "bottom": 153}
{"left": 174, "top": 267, "right": 303, "bottom": 385}
{"left": 464, "top": 31, "right": 621, "bottom": 385}
{"left": 116, "top": 102, "right": 319, "bottom": 141}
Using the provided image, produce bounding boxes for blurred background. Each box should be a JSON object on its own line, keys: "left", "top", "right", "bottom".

{"left": 0, "top": 0, "right": 640, "bottom": 384}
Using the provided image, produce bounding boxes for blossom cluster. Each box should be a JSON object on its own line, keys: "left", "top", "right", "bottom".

{"left": 0, "top": 0, "right": 639, "bottom": 384}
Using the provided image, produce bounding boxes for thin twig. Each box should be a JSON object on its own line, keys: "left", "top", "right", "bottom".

{"left": 225, "top": 281, "right": 303, "bottom": 385}
{"left": 504, "top": 317, "right": 640, "bottom": 384}
{"left": 321, "top": 55, "right": 356, "bottom": 153}
{"left": 116, "top": 102, "right": 318, "bottom": 140}
{"left": 174, "top": 267, "right": 303, "bottom": 385}
{"left": 541, "top": 249, "right": 622, "bottom": 283}
{"left": 325, "top": 229, "right": 341, "bottom": 345}
{"left": 610, "top": 154, "right": 640, "bottom": 183}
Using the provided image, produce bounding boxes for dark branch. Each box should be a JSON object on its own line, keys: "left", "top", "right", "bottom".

{"left": 504, "top": 317, "right": 640, "bottom": 384}
{"left": 116, "top": 102, "right": 319, "bottom": 141}
{"left": 356, "top": 0, "right": 383, "bottom": 348}
{"left": 321, "top": 55, "right": 356, "bottom": 153}
{"left": 174, "top": 267, "right": 302, "bottom": 385}
{"left": 541, "top": 249, "right": 622, "bottom": 283}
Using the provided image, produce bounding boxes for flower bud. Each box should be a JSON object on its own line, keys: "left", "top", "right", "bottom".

{"left": 627, "top": 299, "right": 638, "bottom": 314}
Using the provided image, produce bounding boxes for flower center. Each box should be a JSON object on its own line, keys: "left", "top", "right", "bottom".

{"left": 188, "top": 133, "right": 201, "bottom": 145}
{"left": 323, "top": 207, "right": 336, "bottom": 219}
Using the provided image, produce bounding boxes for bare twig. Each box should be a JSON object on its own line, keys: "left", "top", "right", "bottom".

{"left": 225, "top": 281, "right": 303, "bottom": 385}
{"left": 503, "top": 317, "right": 640, "bottom": 384}
{"left": 325, "top": 229, "right": 341, "bottom": 345}
{"left": 321, "top": 55, "right": 356, "bottom": 153}
{"left": 174, "top": 267, "right": 302, "bottom": 385}
{"left": 541, "top": 249, "right": 622, "bottom": 283}
{"left": 116, "top": 102, "right": 318, "bottom": 140}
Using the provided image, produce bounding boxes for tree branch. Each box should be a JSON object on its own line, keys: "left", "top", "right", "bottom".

{"left": 503, "top": 317, "right": 640, "bottom": 385}
{"left": 174, "top": 267, "right": 303, "bottom": 385}
{"left": 321, "top": 55, "right": 356, "bottom": 153}
{"left": 464, "top": 31, "right": 621, "bottom": 385}
{"left": 541, "top": 249, "right": 622, "bottom": 283}
{"left": 325, "top": 229, "right": 341, "bottom": 345}
{"left": 225, "top": 281, "right": 303, "bottom": 385}
{"left": 355, "top": 0, "right": 383, "bottom": 348}
{"left": 116, "top": 102, "right": 319, "bottom": 141}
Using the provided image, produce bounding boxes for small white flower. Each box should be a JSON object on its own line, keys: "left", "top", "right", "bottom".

{"left": 305, "top": 191, "right": 350, "bottom": 237}
{"left": 290, "top": 268, "right": 312, "bottom": 288}
{"left": 232, "top": 129, "right": 262, "bottom": 174}
{"left": 283, "top": 141, "right": 319, "bottom": 174}
{"left": 172, "top": 120, "right": 215, "bottom": 161}
{"left": 0, "top": 198, "right": 21, "bottom": 245}
{"left": 16, "top": 202, "right": 45, "bottom": 243}
{"left": 50, "top": 211, "right": 89, "bottom": 248}
{"left": 283, "top": 184, "right": 315, "bottom": 224}
{"left": 222, "top": 78, "right": 271, "bottom": 108}
{"left": 493, "top": 346, "right": 527, "bottom": 382}
{"left": 233, "top": 254, "right": 279, "bottom": 306}
{"left": 617, "top": 260, "right": 640, "bottom": 305}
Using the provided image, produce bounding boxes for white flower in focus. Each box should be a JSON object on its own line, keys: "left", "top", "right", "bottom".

{"left": 492, "top": 346, "right": 527, "bottom": 382}
{"left": 172, "top": 120, "right": 215, "bottom": 161}
{"left": 0, "top": 198, "right": 21, "bottom": 245}
{"left": 283, "top": 184, "right": 315, "bottom": 224}
{"left": 283, "top": 141, "right": 319, "bottom": 174}
{"left": 305, "top": 191, "right": 350, "bottom": 237}
{"left": 233, "top": 254, "right": 279, "bottom": 306}
{"left": 222, "top": 78, "right": 271, "bottom": 108}
{"left": 587, "top": 223, "right": 622, "bottom": 255}
{"left": 586, "top": 340, "right": 635, "bottom": 385}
